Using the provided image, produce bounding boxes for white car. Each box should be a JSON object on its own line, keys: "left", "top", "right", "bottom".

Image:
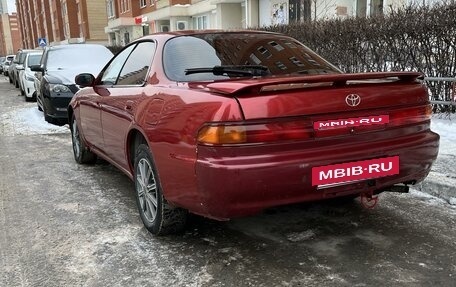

{"left": 3, "top": 55, "right": 15, "bottom": 76}
{"left": 18, "top": 51, "right": 43, "bottom": 102}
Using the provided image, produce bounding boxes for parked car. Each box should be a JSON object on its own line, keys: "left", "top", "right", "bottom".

{"left": 69, "top": 31, "right": 440, "bottom": 235}
{"left": 0, "top": 57, "right": 5, "bottom": 74}
{"left": 33, "top": 71, "right": 43, "bottom": 110}
{"left": 3, "top": 55, "right": 15, "bottom": 77}
{"left": 18, "top": 51, "right": 43, "bottom": 101}
{"left": 31, "top": 44, "right": 113, "bottom": 125}
{"left": 10, "top": 49, "right": 35, "bottom": 87}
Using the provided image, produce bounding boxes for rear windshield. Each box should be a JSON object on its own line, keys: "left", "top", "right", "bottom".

{"left": 163, "top": 33, "right": 341, "bottom": 82}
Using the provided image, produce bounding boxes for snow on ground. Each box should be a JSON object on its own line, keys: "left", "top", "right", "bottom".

{"left": 0, "top": 106, "right": 69, "bottom": 136}
{"left": 431, "top": 113, "right": 456, "bottom": 154}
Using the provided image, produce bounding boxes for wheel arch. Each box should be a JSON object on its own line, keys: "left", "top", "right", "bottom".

{"left": 67, "top": 106, "right": 74, "bottom": 129}
{"left": 127, "top": 128, "right": 149, "bottom": 173}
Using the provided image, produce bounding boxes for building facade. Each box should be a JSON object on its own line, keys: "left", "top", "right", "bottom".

{"left": 16, "top": 0, "right": 109, "bottom": 48}
{"left": 0, "top": 0, "right": 21, "bottom": 56}
{"left": 0, "top": 0, "right": 8, "bottom": 14}
{"left": 104, "top": 0, "right": 409, "bottom": 46}
{"left": 0, "top": 12, "right": 21, "bottom": 56}
{"left": 13, "top": 0, "right": 413, "bottom": 49}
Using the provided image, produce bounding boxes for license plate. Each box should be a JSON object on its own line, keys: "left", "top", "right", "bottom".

{"left": 312, "top": 156, "right": 399, "bottom": 186}
{"left": 314, "top": 115, "right": 389, "bottom": 130}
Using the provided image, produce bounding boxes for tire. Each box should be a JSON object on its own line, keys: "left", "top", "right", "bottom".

{"left": 71, "top": 115, "right": 97, "bottom": 164}
{"left": 134, "top": 144, "right": 187, "bottom": 235}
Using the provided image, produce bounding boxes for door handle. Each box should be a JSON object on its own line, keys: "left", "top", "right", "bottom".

{"left": 125, "top": 100, "right": 134, "bottom": 111}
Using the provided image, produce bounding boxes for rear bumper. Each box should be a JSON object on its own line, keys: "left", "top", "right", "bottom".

{"left": 195, "top": 128, "right": 439, "bottom": 219}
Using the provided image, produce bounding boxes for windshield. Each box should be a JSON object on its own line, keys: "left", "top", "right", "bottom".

{"left": 27, "top": 54, "right": 42, "bottom": 67}
{"left": 47, "top": 46, "right": 112, "bottom": 70}
{"left": 163, "top": 33, "right": 341, "bottom": 82}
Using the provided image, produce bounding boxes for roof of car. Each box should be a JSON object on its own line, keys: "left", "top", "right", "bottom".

{"left": 17, "top": 49, "right": 37, "bottom": 53}
{"left": 45, "top": 44, "right": 109, "bottom": 50}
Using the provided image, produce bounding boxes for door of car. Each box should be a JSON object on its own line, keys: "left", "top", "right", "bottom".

{"left": 96, "top": 41, "right": 156, "bottom": 169}
{"left": 78, "top": 45, "right": 136, "bottom": 150}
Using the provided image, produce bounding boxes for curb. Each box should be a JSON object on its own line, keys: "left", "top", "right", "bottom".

{"left": 418, "top": 171, "right": 456, "bottom": 205}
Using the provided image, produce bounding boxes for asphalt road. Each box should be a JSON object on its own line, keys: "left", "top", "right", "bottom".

{"left": 1, "top": 75, "right": 455, "bottom": 287}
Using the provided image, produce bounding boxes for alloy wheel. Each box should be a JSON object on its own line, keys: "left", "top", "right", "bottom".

{"left": 72, "top": 120, "right": 81, "bottom": 159}
{"left": 136, "top": 158, "right": 158, "bottom": 223}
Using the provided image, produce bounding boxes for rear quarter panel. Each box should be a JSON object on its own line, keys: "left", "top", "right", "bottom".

{"left": 137, "top": 86, "right": 243, "bottom": 214}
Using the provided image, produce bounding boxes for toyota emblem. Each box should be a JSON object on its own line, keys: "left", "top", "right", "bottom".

{"left": 345, "top": 94, "right": 361, "bottom": 107}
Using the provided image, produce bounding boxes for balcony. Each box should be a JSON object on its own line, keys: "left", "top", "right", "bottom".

{"left": 156, "top": 0, "right": 191, "bottom": 9}
{"left": 105, "top": 17, "right": 136, "bottom": 33}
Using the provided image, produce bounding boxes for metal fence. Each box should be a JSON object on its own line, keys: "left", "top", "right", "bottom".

{"left": 424, "top": 77, "right": 456, "bottom": 113}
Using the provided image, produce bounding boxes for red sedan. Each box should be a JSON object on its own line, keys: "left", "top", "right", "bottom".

{"left": 69, "top": 31, "right": 439, "bottom": 235}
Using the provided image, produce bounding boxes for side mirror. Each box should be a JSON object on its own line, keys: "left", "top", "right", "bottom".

{"left": 75, "top": 73, "right": 95, "bottom": 88}
{"left": 30, "top": 65, "right": 43, "bottom": 72}
{"left": 16, "top": 64, "right": 24, "bottom": 70}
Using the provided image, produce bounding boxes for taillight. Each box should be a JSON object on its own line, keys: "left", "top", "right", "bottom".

{"left": 389, "top": 105, "right": 432, "bottom": 127}
{"left": 197, "top": 120, "right": 313, "bottom": 145}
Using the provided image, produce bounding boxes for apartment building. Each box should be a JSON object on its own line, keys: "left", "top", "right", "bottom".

{"left": 16, "top": 0, "right": 109, "bottom": 48}
{"left": 104, "top": 0, "right": 409, "bottom": 46}
{"left": 13, "top": 0, "right": 413, "bottom": 49}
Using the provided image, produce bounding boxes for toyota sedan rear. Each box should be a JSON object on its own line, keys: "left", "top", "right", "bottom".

{"left": 69, "top": 31, "right": 439, "bottom": 235}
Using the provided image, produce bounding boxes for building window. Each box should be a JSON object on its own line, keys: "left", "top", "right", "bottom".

{"left": 142, "top": 25, "right": 149, "bottom": 36}
{"left": 107, "top": 0, "right": 115, "bottom": 18}
{"left": 289, "top": 0, "right": 311, "bottom": 22}
{"left": 140, "top": 0, "right": 147, "bottom": 8}
{"left": 356, "top": 0, "right": 367, "bottom": 17}
{"left": 192, "top": 15, "right": 208, "bottom": 30}
{"left": 370, "top": 0, "right": 384, "bottom": 16}
{"left": 120, "top": 0, "right": 129, "bottom": 13}
{"left": 62, "top": 2, "right": 67, "bottom": 16}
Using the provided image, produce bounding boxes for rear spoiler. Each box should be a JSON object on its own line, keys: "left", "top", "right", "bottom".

{"left": 202, "top": 72, "right": 424, "bottom": 96}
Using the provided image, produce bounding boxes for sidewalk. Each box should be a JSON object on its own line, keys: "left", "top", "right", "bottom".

{"left": 418, "top": 115, "right": 456, "bottom": 205}
{"left": 420, "top": 172, "right": 456, "bottom": 205}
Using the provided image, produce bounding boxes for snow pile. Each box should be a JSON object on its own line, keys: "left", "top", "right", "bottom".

{"left": 431, "top": 114, "right": 456, "bottom": 155}
{"left": 0, "top": 106, "right": 69, "bottom": 136}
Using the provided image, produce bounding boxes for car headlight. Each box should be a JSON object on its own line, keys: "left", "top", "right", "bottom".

{"left": 51, "top": 84, "right": 70, "bottom": 93}
{"left": 25, "top": 74, "right": 35, "bottom": 81}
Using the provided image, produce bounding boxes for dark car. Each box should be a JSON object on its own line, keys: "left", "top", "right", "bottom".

{"left": 0, "top": 56, "right": 5, "bottom": 74}
{"left": 31, "top": 44, "right": 113, "bottom": 125}
{"left": 9, "top": 49, "right": 35, "bottom": 88}
{"left": 69, "top": 31, "right": 439, "bottom": 235}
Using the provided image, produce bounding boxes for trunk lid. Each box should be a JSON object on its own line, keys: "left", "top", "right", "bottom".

{"left": 202, "top": 72, "right": 428, "bottom": 120}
